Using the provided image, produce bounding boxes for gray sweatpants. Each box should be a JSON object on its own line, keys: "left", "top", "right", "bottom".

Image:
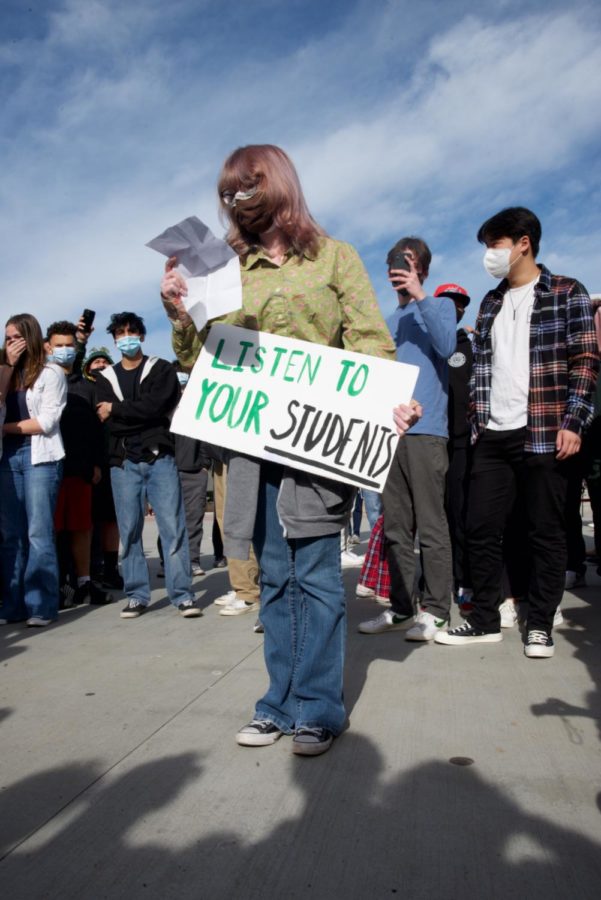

{"left": 382, "top": 434, "right": 452, "bottom": 619}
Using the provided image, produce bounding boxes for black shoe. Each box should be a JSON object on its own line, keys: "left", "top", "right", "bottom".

{"left": 120, "top": 600, "right": 147, "bottom": 619}
{"left": 292, "top": 726, "right": 334, "bottom": 756}
{"left": 72, "top": 582, "right": 91, "bottom": 606}
{"left": 524, "top": 630, "right": 554, "bottom": 658}
{"left": 434, "top": 621, "right": 502, "bottom": 645}
{"left": 102, "top": 569, "right": 124, "bottom": 590}
{"left": 59, "top": 582, "right": 77, "bottom": 609}
{"left": 89, "top": 582, "right": 113, "bottom": 606}
{"left": 253, "top": 618, "right": 264, "bottom": 634}
{"left": 214, "top": 557, "right": 227, "bottom": 568}
{"left": 178, "top": 600, "right": 202, "bottom": 618}
{"left": 236, "top": 719, "right": 283, "bottom": 746}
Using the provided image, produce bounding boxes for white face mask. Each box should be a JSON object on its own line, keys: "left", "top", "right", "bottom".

{"left": 483, "top": 247, "right": 515, "bottom": 280}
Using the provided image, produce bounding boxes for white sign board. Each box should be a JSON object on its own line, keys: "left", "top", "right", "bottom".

{"left": 171, "top": 325, "right": 419, "bottom": 491}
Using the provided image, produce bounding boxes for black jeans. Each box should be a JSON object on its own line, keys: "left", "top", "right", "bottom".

{"left": 466, "top": 428, "right": 568, "bottom": 634}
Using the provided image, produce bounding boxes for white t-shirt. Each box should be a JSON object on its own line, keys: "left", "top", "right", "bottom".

{"left": 488, "top": 276, "right": 539, "bottom": 431}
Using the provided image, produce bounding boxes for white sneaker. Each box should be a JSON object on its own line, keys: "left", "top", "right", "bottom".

{"left": 565, "top": 570, "right": 586, "bottom": 590}
{"left": 356, "top": 583, "right": 375, "bottom": 598}
{"left": 405, "top": 609, "right": 447, "bottom": 641}
{"left": 214, "top": 590, "right": 236, "bottom": 607}
{"left": 553, "top": 606, "right": 564, "bottom": 627}
{"left": 358, "top": 608, "right": 413, "bottom": 634}
{"left": 348, "top": 533, "right": 361, "bottom": 546}
{"left": 219, "top": 597, "right": 260, "bottom": 616}
{"left": 341, "top": 549, "right": 365, "bottom": 568}
{"left": 499, "top": 598, "right": 518, "bottom": 628}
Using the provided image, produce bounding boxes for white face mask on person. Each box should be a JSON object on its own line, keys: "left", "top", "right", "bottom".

{"left": 483, "top": 247, "right": 519, "bottom": 280}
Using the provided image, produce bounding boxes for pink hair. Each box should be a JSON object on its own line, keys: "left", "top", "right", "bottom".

{"left": 217, "top": 144, "right": 327, "bottom": 260}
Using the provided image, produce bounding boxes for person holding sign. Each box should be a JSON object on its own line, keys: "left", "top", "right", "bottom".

{"left": 161, "top": 144, "right": 419, "bottom": 756}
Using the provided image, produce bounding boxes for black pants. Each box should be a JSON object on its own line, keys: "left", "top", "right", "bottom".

{"left": 466, "top": 428, "right": 568, "bottom": 634}
{"left": 446, "top": 442, "right": 471, "bottom": 590}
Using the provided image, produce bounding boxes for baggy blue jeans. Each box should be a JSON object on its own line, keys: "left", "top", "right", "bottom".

{"left": 110, "top": 455, "right": 192, "bottom": 607}
{"left": 253, "top": 464, "right": 347, "bottom": 735}
{"left": 0, "top": 443, "right": 62, "bottom": 622}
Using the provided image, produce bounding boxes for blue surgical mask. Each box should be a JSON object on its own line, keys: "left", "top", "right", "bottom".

{"left": 176, "top": 372, "right": 189, "bottom": 386}
{"left": 48, "top": 346, "right": 77, "bottom": 367}
{"left": 116, "top": 336, "right": 142, "bottom": 358}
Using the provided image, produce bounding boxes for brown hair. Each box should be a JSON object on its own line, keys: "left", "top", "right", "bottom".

{"left": 217, "top": 144, "right": 327, "bottom": 260}
{"left": 386, "top": 236, "right": 432, "bottom": 275}
{"left": 2, "top": 313, "right": 47, "bottom": 390}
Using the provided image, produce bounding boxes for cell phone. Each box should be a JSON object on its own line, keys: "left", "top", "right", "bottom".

{"left": 81, "top": 309, "right": 96, "bottom": 333}
{"left": 388, "top": 251, "right": 410, "bottom": 296}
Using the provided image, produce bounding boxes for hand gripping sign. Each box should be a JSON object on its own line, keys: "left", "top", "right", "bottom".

{"left": 171, "top": 324, "right": 419, "bottom": 490}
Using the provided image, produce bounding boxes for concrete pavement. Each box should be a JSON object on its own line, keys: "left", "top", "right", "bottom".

{"left": 1, "top": 514, "right": 600, "bottom": 899}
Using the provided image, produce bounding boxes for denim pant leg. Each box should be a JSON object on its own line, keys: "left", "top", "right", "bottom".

{"left": 362, "top": 489, "right": 383, "bottom": 531}
{"left": 291, "top": 531, "right": 347, "bottom": 734}
{"left": 110, "top": 462, "right": 150, "bottom": 604}
{"left": 23, "top": 453, "right": 62, "bottom": 620}
{"left": 252, "top": 465, "right": 297, "bottom": 733}
{"left": 0, "top": 447, "right": 29, "bottom": 621}
{"left": 146, "top": 456, "right": 192, "bottom": 607}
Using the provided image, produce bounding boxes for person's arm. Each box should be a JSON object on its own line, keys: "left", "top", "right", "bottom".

{"left": 557, "top": 281, "right": 600, "bottom": 459}
{"left": 109, "top": 362, "right": 181, "bottom": 423}
{"left": 334, "top": 243, "right": 396, "bottom": 359}
{"left": 413, "top": 295, "right": 458, "bottom": 359}
{"left": 4, "top": 367, "right": 67, "bottom": 436}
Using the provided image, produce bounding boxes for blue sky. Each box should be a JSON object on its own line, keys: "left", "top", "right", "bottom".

{"left": 2, "top": 0, "right": 601, "bottom": 359}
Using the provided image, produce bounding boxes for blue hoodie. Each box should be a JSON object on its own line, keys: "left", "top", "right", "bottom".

{"left": 387, "top": 294, "right": 457, "bottom": 438}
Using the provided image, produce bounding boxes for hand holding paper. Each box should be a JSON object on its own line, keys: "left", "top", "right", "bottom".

{"left": 147, "top": 216, "right": 243, "bottom": 331}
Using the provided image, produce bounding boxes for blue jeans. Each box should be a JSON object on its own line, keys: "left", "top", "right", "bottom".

{"left": 110, "top": 456, "right": 192, "bottom": 607}
{"left": 253, "top": 464, "right": 347, "bottom": 735}
{"left": 362, "top": 489, "right": 382, "bottom": 530}
{"left": 0, "top": 443, "right": 62, "bottom": 621}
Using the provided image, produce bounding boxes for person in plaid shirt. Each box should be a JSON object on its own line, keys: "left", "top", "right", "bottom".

{"left": 436, "top": 207, "right": 598, "bottom": 658}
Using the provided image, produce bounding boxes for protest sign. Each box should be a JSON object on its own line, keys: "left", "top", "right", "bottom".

{"left": 171, "top": 324, "right": 419, "bottom": 490}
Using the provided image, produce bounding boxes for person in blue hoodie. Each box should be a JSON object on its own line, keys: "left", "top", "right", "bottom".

{"left": 359, "top": 237, "right": 457, "bottom": 641}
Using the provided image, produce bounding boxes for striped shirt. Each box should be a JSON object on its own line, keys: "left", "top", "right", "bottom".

{"left": 470, "top": 265, "right": 599, "bottom": 453}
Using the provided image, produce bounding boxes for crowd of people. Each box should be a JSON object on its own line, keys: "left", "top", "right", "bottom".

{"left": 1, "top": 144, "right": 598, "bottom": 758}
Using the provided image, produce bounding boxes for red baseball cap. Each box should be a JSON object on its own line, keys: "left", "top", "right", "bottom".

{"left": 434, "top": 283, "right": 470, "bottom": 306}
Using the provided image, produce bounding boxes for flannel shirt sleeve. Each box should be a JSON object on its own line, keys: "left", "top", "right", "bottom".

{"left": 562, "top": 281, "right": 599, "bottom": 435}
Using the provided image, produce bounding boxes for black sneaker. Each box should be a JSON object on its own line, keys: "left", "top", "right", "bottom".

{"left": 89, "top": 582, "right": 113, "bottom": 606}
{"left": 292, "top": 726, "right": 334, "bottom": 756}
{"left": 253, "top": 618, "right": 264, "bottom": 634}
{"left": 102, "top": 569, "right": 124, "bottom": 590}
{"left": 178, "top": 600, "right": 202, "bottom": 618}
{"left": 524, "top": 630, "right": 554, "bottom": 658}
{"left": 214, "top": 557, "right": 227, "bottom": 568}
{"left": 120, "top": 600, "right": 147, "bottom": 619}
{"left": 236, "top": 719, "right": 283, "bottom": 746}
{"left": 434, "top": 621, "right": 502, "bottom": 645}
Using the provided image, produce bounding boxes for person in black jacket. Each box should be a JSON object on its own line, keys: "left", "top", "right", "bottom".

{"left": 45, "top": 321, "right": 111, "bottom": 607}
{"left": 432, "top": 284, "right": 474, "bottom": 610}
{"left": 95, "top": 312, "right": 199, "bottom": 620}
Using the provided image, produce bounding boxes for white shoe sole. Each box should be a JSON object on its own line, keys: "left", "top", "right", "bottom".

{"left": 405, "top": 629, "right": 442, "bottom": 642}
{"left": 236, "top": 730, "right": 282, "bottom": 746}
{"left": 179, "top": 608, "right": 202, "bottom": 618}
{"left": 214, "top": 593, "right": 236, "bottom": 606}
{"left": 358, "top": 618, "right": 412, "bottom": 634}
{"left": 524, "top": 646, "right": 554, "bottom": 658}
{"left": 292, "top": 737, "right": 333, "bottom": 756}
{"left": 435, "top": 631, "right": 502, "bottom": 645}
{"left": 220, "top": 602, "right": 260, "bottom": 617}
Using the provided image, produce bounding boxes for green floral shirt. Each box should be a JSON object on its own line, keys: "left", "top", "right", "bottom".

{"left": 171, "top": 237, "right": 395, "bottom": 367}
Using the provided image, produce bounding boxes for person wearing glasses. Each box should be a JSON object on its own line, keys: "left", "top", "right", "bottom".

{"left": 161, "top": 144, "right": 420, "bottom": 756}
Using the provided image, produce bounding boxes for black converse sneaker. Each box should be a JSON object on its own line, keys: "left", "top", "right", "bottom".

{"left": 524, "top": 630, "right": 554, "bottom": 658}
{"left": 435, "top": 620, "right": 502, "bottom": 645}
{"left": 236, "top": 719, "right": 283, "bottom": 746}
{"left": 292, "top": 726, "right": 334, "bottom": 756}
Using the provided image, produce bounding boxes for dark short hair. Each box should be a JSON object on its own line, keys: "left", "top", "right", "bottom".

{"left": 477, "top": 207, "right": 542, "bottom": 257}
{"left": 46, "top": 320, "right": 77, "bottom": 341}
{"left": 106, "top": 312, "right": 146, "bottom": 337}
{"left": 386, "top": 236, "right": 432, "bottom": 273}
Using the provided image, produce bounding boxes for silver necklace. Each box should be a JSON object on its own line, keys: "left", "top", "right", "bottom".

{"left": 507, "top": 282, "right": 534, "bottom": 321}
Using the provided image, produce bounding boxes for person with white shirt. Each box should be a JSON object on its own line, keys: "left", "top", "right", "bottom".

{"left": 436, "top": 207, "right": 598, "bottom": 658}
{"left": 0, "top": 314, "right": 67, "bottom": 626}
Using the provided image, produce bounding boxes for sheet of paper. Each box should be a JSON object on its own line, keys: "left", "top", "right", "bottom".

{"left": 146, "top": 216, "right": 242, "bottom": 330}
